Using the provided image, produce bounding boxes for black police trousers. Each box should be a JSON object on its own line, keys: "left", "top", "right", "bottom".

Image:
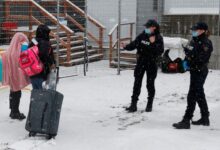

{"left": 131, "top": 57, "right": 158, "bottom": 103}
{"left": 184, "top": 67, "right": 209, "bottom": 120}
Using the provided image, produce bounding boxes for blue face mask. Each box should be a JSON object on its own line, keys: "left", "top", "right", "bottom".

{"left": 192, "top": 31, "right": 199, "bottom": 37}
{"left": 145, "top": 28, "right": 151, "bottom": 34}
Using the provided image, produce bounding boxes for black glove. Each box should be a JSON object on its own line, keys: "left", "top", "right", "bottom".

{"left": 183, "top": 47, "right": 190, "bottom": 56}
{"left": 182, "top": 44, "right": 193, "bottom": 57}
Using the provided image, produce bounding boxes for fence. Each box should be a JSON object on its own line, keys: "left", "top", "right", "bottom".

{"left": 0, "top": 0, "right": 220, "bottom": 77}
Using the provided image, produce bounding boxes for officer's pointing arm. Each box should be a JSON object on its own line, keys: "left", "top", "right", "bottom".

{"left": 123, "top": 34, "right": 142, "bottom": 51}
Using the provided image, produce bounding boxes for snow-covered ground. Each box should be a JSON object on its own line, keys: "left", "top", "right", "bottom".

{"left": 0, "top": 61, "right": 220, "bottom": 150}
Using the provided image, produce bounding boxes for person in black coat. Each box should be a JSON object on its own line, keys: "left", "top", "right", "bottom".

{"left": 173, "top": 22, "right": 213, "bottom": 129}
{"left": 29, "top": 24, "right": 55, "bottom": 89}
{"left": 121, "top": 19, "right": 164, "bottom": 112}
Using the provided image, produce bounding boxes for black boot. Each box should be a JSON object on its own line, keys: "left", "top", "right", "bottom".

{"left": 192, "top": 108, "right": 210, "bottom": 126}
{"left": 125, "top": 101, "right": 137, "bottom": 113}
{"left": 9, "top": 91, "right": 26, "bottom": 120}
{"left": 145, "top": 97, "right": 154, "bottom": 112}
{"left": 10, "top": 111, "right": 26, "bottom": 120}
{"left": 173, "top": 119, "right": 191, "bottom": 129}
{"left": 192, "top": 117, "right": 210, "bottom": 126}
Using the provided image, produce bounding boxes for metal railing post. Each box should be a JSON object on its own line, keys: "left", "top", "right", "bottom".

{"left": 56, "top": 0, "right": 60, "bottom": 67}
{"left": 117, "top": 0, "right": 122, "bottom": 75}
{"left": 84, "top": 0, "right": 89, "bottom": 76}
{"left": 218, "top": 0, "right": 220, "bottom": 36}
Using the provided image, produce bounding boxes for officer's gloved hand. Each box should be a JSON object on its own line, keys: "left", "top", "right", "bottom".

{"left": 183, "top": 58, "right": 190, "bottom": 71}
{"left": 183, "top": 47, "right": 190, "bottom": 55}
{"left": 182, "top": 44, "right": 193, "bottom": 57}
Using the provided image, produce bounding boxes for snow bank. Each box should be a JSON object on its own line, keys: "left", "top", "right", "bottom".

{"left": 0, "top": 45, "right": 9, "bottom": 51}
{"left": 164, "top": 37, "right": 189, "bottom": 61}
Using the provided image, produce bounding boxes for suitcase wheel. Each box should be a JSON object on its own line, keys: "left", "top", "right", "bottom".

{"left": 29, "top": 132, "right": 36, "bottom": 137}
{"left": 47, "top": 134, "right": 56, "bottom": 140}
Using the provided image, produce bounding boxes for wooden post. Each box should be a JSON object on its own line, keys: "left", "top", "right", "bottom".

{"left": 109, "top": 35, "right": 113, "bottom": 67}
{"left": 99, "top": 28, "right": 104, "bottom": 55}
{"left": 130, "top": 23, "right": 133, "bottom": 42}
{"left": 64, "top": 1, "right": 67, "bottom": 16}
{"left": 66, "top": 33, "right": 71, "bottom": 64}
{"left": 5, "top": 1, "right": 10, "bottom": 19}
{"left": 29, "top": 2, "right": 33, "bottom": 40}
{"left": 4, "top": 1, "right": 10, "bottom": 42}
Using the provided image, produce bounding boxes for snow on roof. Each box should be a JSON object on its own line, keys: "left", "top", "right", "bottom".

{"left": 164, "top": 8, "right": 219, "bottom": 15}
{"left": 164, "top": 0, "right": 219, "bottom": 15}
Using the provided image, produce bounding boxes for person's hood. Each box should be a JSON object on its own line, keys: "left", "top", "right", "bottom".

{"left": 36, "top": 24, "right": 51, "bottom": 41}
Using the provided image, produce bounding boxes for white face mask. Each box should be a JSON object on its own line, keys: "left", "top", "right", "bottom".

{"left": 192, "top": 31, "right": 199, "bottom": 37}
{"left": 145, "top": 28, "right": 151, "bottom": 35}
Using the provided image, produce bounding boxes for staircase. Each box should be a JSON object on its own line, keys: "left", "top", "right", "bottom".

{"left": 4, "top": 0, "right": 105, "bottom": 66}
{"left": 50, "top": 31, "right": 103, "bottom": 66}
{"left": 40, "top": 0, "right": 105, "bottom": 66}
{"left": 110, "top": 51, "right": 136, "bottom": 69}
{"left": 108, "top": 22, "right": 136, "bottom": 69}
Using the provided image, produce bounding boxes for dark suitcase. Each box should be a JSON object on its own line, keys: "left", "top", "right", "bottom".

{"left": 25, "top": 89, "right": 63, "bottom": 139}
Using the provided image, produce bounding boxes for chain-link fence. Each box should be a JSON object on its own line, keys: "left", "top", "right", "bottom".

{"left": 0, "top": 0, "right": 220, "bottom": 78}
{"left": 160, "top": 0, "right": 220, "bottom": 69}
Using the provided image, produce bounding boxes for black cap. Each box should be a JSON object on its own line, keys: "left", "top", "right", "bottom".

{"left": 191, "top": 22, "right": 208, "bottom": 30}
{"left": 144, "top": 19, "right": 159, "bottom": 29}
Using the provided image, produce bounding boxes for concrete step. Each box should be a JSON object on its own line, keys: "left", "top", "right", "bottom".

{"left": 51, "top": 40, "right": 83, "bottom": 48}
{"left": 120, "top": 51, "right": 137, "bottom": 58}
{"left": 110, "top": 50, "right": 137, "bottom": 69}
{"left": 114, "top": 57, "right": 136, "bottom": 64}
{"left": 110, "top": 61, "right": 136, "bottom": 69}
{"left": 53, "top": 31, "right": 69, "bottom": 37}
{"left": 62, "top": 54, "right": 103, "bottom": 66}
{"left": 59, "top": 49, "right": 98, "bottom": 61}
{"left": 70, "top": 40, "right": 84, "bottom": 45}
{"left": 54, "top": 45, "right": 85, "bottom": 54}
{"left": 50, "top": 35, "right": 81, "bottom": 43}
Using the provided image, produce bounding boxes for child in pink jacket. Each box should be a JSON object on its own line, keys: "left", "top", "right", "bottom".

{"left": 2, "top": 33, "right": 30, "bottom": 120}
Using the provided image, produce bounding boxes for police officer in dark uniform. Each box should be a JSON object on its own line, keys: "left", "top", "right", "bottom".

{"left": 173, "top": 22, "right": 213, "bottom": 129}
{"left": 121, "top": 19, "right": 164, "bottom": 113}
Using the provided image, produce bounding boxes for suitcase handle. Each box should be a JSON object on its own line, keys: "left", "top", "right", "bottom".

{"left": 56, "top": 67, "right": 59, "bottom": 85}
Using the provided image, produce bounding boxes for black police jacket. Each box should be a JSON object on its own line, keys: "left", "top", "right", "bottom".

{"left": 184, "top": 33, "right": 213, "bottom": 71}
{"left": 124, "top": 31, "right": 164, "bottom": 62}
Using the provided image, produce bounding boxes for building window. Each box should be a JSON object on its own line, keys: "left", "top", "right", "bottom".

{"left": 153, "top": 0, "right": 158, "bottom": 12}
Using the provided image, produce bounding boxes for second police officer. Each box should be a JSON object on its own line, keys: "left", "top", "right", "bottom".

{"left": 173, "top": 22, "right": 213, "bottom": 129}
